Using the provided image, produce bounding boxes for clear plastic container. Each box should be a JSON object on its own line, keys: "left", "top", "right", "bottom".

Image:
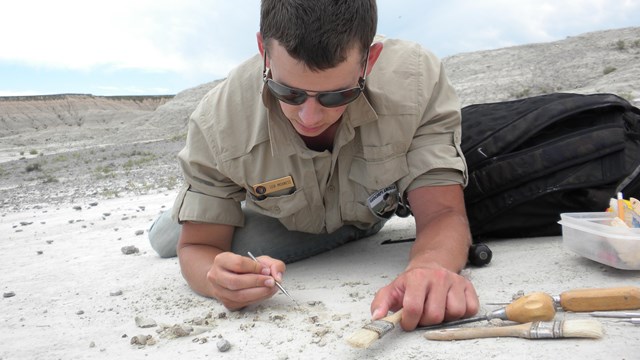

{"left": 558, "top": 212, "right": 640, "bottom": 270}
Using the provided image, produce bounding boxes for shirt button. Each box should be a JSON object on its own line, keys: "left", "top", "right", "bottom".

{"left": 272, "top": 206, "right": 281, "bottom": 213}
{"left": 328, "top": 185, "right": 335, "bottom": 192}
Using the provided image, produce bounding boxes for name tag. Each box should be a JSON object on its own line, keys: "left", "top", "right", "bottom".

{"left": 252, "top": 176, "right": 295, "bottom": 196}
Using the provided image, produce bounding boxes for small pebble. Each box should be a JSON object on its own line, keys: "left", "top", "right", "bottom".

{"left": 121, "top": 246, "right": 139, "bottom": 255}
{"left": 77, "top": 310, "right": 84, "bottom": 315}
{"left": 135, "top": 316, "right": 157, "bottom": 328}
{"left": 37, "top": 251, "right": 43, "bottom": 255}
{"left": 73, "top": 205, "right": 82, "bottom": 211}
{"left": 110, "top": 290, "right": 123, "bottom": 296}
{"left": 130, "top": 334, "right": 152, "bottom": 346}
{"left": 3, "top": 291, "right": 16, "bottom": 298}
{"left": 217, "top": 338, "right": 231, "bottom": 352}
{"left": 134, "top": 230, "right": 144, "bottom": 236}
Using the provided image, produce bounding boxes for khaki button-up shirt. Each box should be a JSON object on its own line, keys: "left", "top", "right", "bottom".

{"left": 172, "top": 38, "right": 467, "bottom": 234}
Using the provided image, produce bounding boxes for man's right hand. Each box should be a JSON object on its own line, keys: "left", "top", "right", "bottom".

{"left": 208, "top": 252, "right": 285, "bottom": 309}
{"left": 176, "top": 221, "right": 286, "bottom": 310}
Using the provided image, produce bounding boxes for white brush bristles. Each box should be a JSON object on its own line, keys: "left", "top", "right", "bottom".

{"left": 346, "top": 328, "right": 380, "bottom": 348}
{"left": 562, "top": 319, "right": 604, "bottom": 339}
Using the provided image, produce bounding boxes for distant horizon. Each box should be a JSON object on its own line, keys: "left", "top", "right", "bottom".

{"left": 0, "top": 93, "right": 177, "bottom": 99}
{"left": 1, "top": 0, "right": 639, "bottom": 97}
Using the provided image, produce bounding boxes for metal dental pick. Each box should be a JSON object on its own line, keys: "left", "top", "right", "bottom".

{"left": 247, "top": 251, "right": 295, "bottom": 302}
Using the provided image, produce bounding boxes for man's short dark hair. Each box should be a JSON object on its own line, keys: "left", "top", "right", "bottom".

{"left": 260, "top": 0, "right": 377, "bottom": 71}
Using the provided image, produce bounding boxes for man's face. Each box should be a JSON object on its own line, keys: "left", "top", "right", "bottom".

{"left": 266, "top": 41, "right": 364, "bottom": 138}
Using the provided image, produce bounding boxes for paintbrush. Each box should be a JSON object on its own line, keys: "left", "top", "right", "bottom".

{"left": 424, "top": 319, "right": 603, "bottom": 341}
{"left": 346, "top": 309, "right": 403, "bottom": 348}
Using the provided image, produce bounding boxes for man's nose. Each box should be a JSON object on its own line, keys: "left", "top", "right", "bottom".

{"left": 297, "top": 97, "right": 323, "bottom": 125}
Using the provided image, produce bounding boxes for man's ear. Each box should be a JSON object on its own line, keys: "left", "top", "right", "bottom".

{"left": 365, "top": 42, "right": 384, "bottom": 76}
{"left": 256, "top": 32, "right": 269, "bottom": 67}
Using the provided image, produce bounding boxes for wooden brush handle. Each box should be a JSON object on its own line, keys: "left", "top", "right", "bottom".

{"left": 560, "top": 286, "right": 640, "bottom": 311}
{"left": 382, "top": 309, "right": 403, "bottom": 325}
{"left": 424, "top": 323, "right": 531, "bottom": 341}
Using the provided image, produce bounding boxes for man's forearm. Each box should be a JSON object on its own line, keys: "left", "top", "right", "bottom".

{"left": 408, "top": 210, "right": 471, "bottom": 272}
{"left": 407, "top": 185, "right": 471, "bottom": 272}
{"left": 178, "top": 244, "right": 224, "bottom": 298}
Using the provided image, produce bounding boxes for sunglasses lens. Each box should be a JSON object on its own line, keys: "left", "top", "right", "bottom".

{"left": 317, "top": 88, "right": 362, "bottom": 107}
{"left": 266, "top": 80, "right": 307, "bottom": 105}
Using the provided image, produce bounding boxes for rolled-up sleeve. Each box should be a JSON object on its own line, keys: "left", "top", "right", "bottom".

{"left": 171, "top": 102, "right": 245, "bottom": 227}
{"left": 399, "top": 56, "right": 468, "bottom": 194}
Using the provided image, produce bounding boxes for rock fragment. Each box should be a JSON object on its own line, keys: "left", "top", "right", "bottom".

{"left": 121, "top": 245, "right": 139, "bottom": 255}
{"left": 217, "top": 338, "right": 231, "bottom": 352}
{"left": 135, "top": 316, "right": 157, "bottom": 328}
{"left": 130, "top": 334, "right": 154, "bottom": 346}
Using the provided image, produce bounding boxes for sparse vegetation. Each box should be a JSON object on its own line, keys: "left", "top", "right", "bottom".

{"left": 618, "top": 92, "right": 634, "bottom": 102}
{"left": 25, "top": 163, "right": 42, "bottom": 172}
{"left": 511, "top": 88, "right": 532, "bottom": 99}
{"left": 41, "top": 174, "right": 59, "bottom": 183}
{"left": 616, "top": 40, "right": 626, "bottom": 50}
{"left": 170, "top": 132, "right": 187, "bottom": 142}
{"left": 603, "top": 66, "right": 617, "bottom": 75}
{"left": 53, "top": 155, "right": 68, "bottom": 162}
{"left": 94, "top": 164, "right": 116, "bottom": 179}
{"left": 29, "top": 149, "right": 38, "bottom": 155}
{"left": 122, "top": 151, "right": 157, "bottom": 170}
{"left": 99, "top": 188, "right": 121, "bottom": 198}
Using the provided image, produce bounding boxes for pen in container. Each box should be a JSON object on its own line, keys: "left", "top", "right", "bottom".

{"left": 617, "top": 192, "right": 625, "bottom": 221}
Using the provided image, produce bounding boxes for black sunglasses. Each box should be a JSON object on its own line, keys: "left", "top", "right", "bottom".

{"left": 262, "top": 50, "right": 369, "bottom": 108}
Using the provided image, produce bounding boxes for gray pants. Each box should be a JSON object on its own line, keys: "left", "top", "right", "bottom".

{"left": 148, "top": 208, "right": 384, "bottom": 264}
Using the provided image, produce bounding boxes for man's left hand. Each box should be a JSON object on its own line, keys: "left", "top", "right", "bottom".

{"left": 370, "top": 261, "right": 479, "bottom": 331}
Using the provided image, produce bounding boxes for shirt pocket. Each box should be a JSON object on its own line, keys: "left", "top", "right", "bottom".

{"left": 245, "top": 188, "right": 324, "bottom": 233}
{"left": 347, "top": 147, "right": 410, "bottom": 223}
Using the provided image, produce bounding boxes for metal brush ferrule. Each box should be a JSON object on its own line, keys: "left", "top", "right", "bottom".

{"left": 529, "top": 320, "right": 564, "bottom": 339}
{"left": 487, "top": 307, "right": 508, "bottom": 321}
{"left": 363, "top": 320, "right": 394, "bottom": 338}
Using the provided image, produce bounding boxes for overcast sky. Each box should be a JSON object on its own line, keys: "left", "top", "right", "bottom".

{"left": 1, "top": 0, "right": 638, "bottom": 96}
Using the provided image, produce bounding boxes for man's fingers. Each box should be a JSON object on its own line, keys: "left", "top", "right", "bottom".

{"left": 370, "top": 282, "right": 404, "bottom": 320}
{"left": 215, "top": 269, "right": 277, "bottom": 291}
{"left": 464, "top": 281, "right": 480, "bottom": 317}
{"left": 215, "top": 252, "right": 264, "bottom": 274}
{"left": 216, "top": 284, "right": 279, "bottom": 310}
{"left": 254, "top": 255, "right": 286, "bottom": 281}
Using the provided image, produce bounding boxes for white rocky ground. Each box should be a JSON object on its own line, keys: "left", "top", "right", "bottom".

{"left": 1, "top": 27, "right": 640, "bottom": 359}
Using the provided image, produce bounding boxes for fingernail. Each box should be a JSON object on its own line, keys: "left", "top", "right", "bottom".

{"left": 276, "top": 272, "right": 283, "bottom": 282}
{"left": 371, "top": 308, "right": 383, "bottom": 320}
{"left": 261, "top": 268, "right": 271, "bottom": 276}
{"left": 265, "top": 278, "right": 275, "bottom": 287}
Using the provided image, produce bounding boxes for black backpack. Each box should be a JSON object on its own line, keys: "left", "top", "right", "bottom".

{"left": 461, "top": 93, "right": 640, "bottom": 239}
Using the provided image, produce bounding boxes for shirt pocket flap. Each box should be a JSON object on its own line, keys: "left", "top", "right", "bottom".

{"left": 245, "top": 188, "right": 308, "bottom": 218}
{"left": 349, "top": 154, "right": 409, "bottom": 190}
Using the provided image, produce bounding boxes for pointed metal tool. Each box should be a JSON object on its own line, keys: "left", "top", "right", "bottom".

{"left": 418, "top": 292, "right": 556, "bottom": 330}
{"left": 247, "top": 251, "right": 295, "bottom": 302}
